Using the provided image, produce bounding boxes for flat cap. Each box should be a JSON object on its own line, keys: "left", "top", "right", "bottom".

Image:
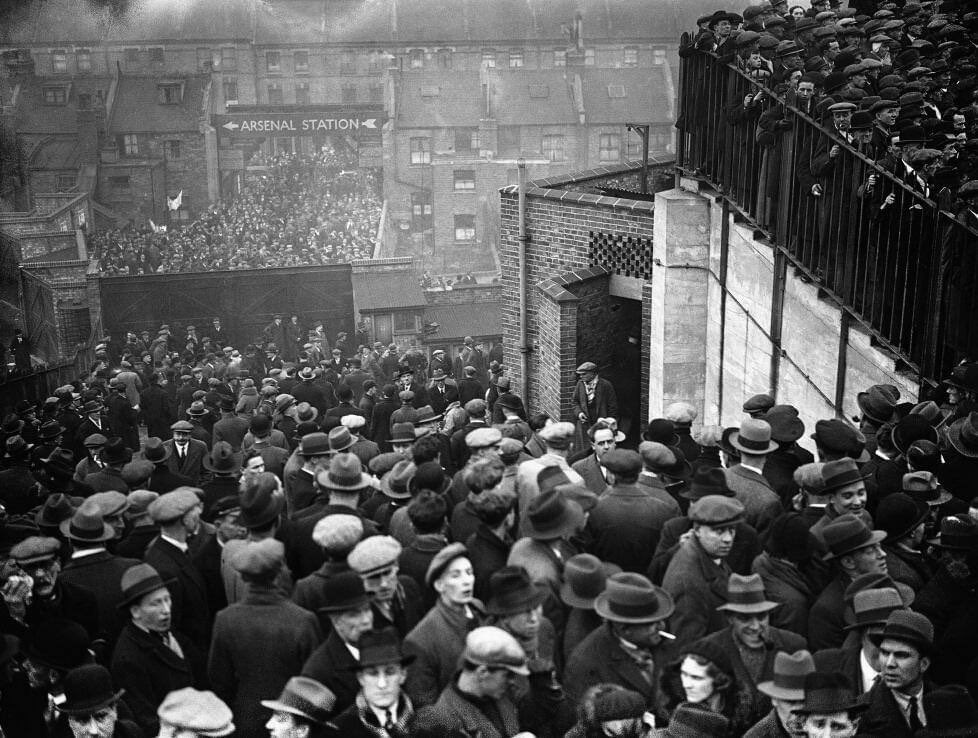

{"left": 157, "top": 688, "right": 234, "bottom": 736}
{"left": 575, "top": 362, "right": 598, "bottom": 374}
{"left": 689, "top": 495, "right": 745, "bottom": 526}
{"left": 426, "top": 542, "right": 469, "bottom": 587}
{"left": 232, "top": 538, "right": 285, "bottom": 577}
{"left": 126, "top": 490, "right": 160, "bottom": 516}
{"left": 958, "top": 180, "right": 978, "bottom": 199}
{"left": 538, "top": 421, "right": 576, "bottom": 448}
{"left": 664, "top": 401, "right": 698, "bottom": 424}
{"left": 312, "top": 513, "right": 363, "bottom": 551}
{"left": 466, "top": 427, "right": 503, "bottom": 449}
{"left": 462, "top": 626, "right": 529, "bottom": 675}
{"left": 601, "top": 449, "right": 643, "bottom": 476}
{"left": 348, "top": 535, "right": 402, "bottom": 576}
{"left": 829, "top": 101, "right": 857, "bottom": 112}
{"left": 743, "top": 393, "right": 775, "bottom": 413}
{"left": 170, "top": 420, "right": 194, "bottom": 432}
{"left": 10, "top": 536, "right": 60, "bottom": 565}
{"left": 90, "top": 490, "right": 130, "bottom": 518}
{"left": 83, "top": 433, "right": 108, "bottom": 447}
{"left": 148, "top": 487, "right": 201, "bottom": 524}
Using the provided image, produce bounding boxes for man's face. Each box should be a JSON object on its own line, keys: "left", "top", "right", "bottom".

{"left": 265, "top": 711, "right": 303, "bottom": 738}
{"left": 591, "top": 428, "right": 616, "bottom": 460}
{"left": 833, "top": 111, "right": 852, "bottom": 131}
{"left": 181, "top": 504, "right": 202, "bottom": 535}
{"left": 501, "top": 605, "right": 542, "bottom": 641}
{"left": 480, "top": 667, "right": 517, "bottom": 700}
{"left": 728, "top": 611, "right": 770, "bottom": 649}
{"left": 850, "top": 73, "right": 867, "bottom": 89}
{"left": 784, "top": 54, "right": 803, "bottom": 70}
{"left": 172, "top": 429, "right": 191, "bottom": 444}
{"left": 619, "top": 620, "right": 666, "bottom": 650}
{"left": 830, "top": 482, "right": 867, "bottom": 516}
{"left": 694, "top": 523, "right": 736, "bottom": 559}
{"left": 803, "top": 712, "right": 857, "bottom": 738}
{"left": 824, "top": 42, "right": 840, "bottom": 60}
{"left": 357, "top": 663, "right": 407, "bottom": 711}
{"left": 579, "top": 371, "right": 596, "bottom": 383}
{"left": 715, "top": 20, "right": 732, "bottom": 36}
{"left": 361, "top": 565, "right": 399, "bottom": 603}
{"left": 131, "top": 587, "right": 172, "bottom": 633}
{"left": 877, "top": 107, "right": 899, "bottom": 126}
{"left": 25, "top": 559, "right": 60, "bottom": 598}
{"left": 243, "top": 456, "right": 265, "bottom": 478}
{"left": 772, "top": 697, "right": 806, "bottom": 736}
{"left": 845, "top": 543, "right": 887, "bottom": 576}
{"left": 67, "top": 706, "right": 118, "bottom": 738}
{"left": 797, "top": 82, "right": 816, "bottom": 100}
{"left": 879, "top": 638, "right": 928, "bottom": 692}
{"left": 331, "top": 604, "right": 373, "bottom": 645}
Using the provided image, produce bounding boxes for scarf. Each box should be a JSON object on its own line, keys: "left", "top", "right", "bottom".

{"left": 354, "top": 692, "right": 414, "bottom": 738}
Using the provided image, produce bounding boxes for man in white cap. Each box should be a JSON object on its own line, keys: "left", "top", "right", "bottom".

{"left": 156, "top": 687, "right": 234, "bottom": 737}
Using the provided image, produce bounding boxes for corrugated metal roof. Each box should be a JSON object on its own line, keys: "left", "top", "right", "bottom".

{"left": 108, "top": 75, "right": 207, "bottom": 134}
{"left": 353, "top": 270, "right": 426, "bottom": 310}
{"left": 424, "top": 302, "right": 502, "bottom": 340}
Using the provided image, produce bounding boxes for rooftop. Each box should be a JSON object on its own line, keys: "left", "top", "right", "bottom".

{"left": 353, "top": 269, "right": 426, "bottom": 310}
{"left": 424, "top": 301, "right": 502, "bottom": 340}
{"left": 108, "top": 75, "right": 208, "bottom": 134}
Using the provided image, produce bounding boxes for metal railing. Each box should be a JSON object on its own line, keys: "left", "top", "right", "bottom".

{"left": 676, "top": 40, "right": 978, "bottom": 385}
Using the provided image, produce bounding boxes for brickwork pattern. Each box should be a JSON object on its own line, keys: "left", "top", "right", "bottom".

{"left": 589, "top": 231, "right": 654, "bottom": 279}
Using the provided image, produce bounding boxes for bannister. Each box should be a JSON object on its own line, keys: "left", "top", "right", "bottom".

{"left": 676, "top": 40, "right": 978, "bottom": 386}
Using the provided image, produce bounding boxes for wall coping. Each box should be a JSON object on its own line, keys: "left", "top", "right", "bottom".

{"left": 536, "top": 265, "right": 611, "bottom": 303}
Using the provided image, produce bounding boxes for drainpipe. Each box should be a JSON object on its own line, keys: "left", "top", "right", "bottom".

{"left": 518, "top": 158, "right": 530, "bottom": 408}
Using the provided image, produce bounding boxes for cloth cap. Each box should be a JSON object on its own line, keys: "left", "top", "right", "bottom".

{"left": 743, "top": 393, "right": 775, "bottom": 414}
{"left": 462, "top": 626, "right": 529, "bottom": 675}
{"left": 170, "top": 420, "right": 194, "bottom": 432}
{"left": 232, "top": 538, "right": 285, "bottom": 577}
{"left": 126, "top": 490, "right": 159, "bottom": 517}
{"left": 538, "top": 421, "right": 576, "bottom": 449}
{"left": 83, "top": 433, "right": 108, "bottom": 448}
{"left": 148, "top": 487, "right": 201, "bottom": 524}
{"left": 425, "top": 542, "right": 469, "bottom": 587}
{"left": 822, "top": 513, "right": 886, "bottom": 560}
{"left": 662, "top": 703, "right": 730, "bottom": 738}
{"left": 90, "top": 490, "right": 130, "bottom": 518}
{"left": 575, "top": 362, "right": 598, "bottom": 374}
{"left": 688, "top": 495, "right": 745, "bottom": 526}
{"left": 157, "top": 688, "right": 234, "bottom": 736}
{"left": 348, "top": 536, "right": 402, "bottom": 576}
{"left": 600, "top": 449, "right": 642, "bottom": 476}
{"left": 312, "top": 514, "right": 363, "bottom": 552}
{"left": 466, "top": 427, "right": 503, "bottom": 449}
{"left": 10, "top": 536, "right": 60, "bottom": 565}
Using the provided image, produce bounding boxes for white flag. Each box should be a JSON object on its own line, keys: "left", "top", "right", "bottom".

{"left": 166, "top": 190, "right": 183, "bottom": 211}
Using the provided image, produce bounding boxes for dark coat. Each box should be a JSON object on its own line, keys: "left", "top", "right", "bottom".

{"left": 284, "top": 503, "right": 379, "bottom": 579}
{"left": 466, "top": 525, "right": 512, "bottom": 604}
{"left": 857, "top": 679, "right": 935, "bottom": 738}
{"left": 813, "top": 645, "right": 864, "bottom": 695}
{"left": 301, "top": 630, "right": 362, "bottom": 715}
{"left": 429, "top": 682, "right": 521, "bottom": 738}
{"left": 84, "top": 466, "right": 130, "bottom": 494}
{"left": 751, "top": 552, "right": 815, "bottom": 639}
{"left": 571, "top": 454, "right": 610, "bottom": 496}
{"left": 586, "top": 482, "right": 675, "bottom": 573}
{"left": 292, "top": 560, "right": 350, "bottom": 634}
{"left": 0, "top": 463, "right": 43, "bottom": 515}
{"left": 398, "top": 534, "right": 448, "bottom": 611}
{"left": 111, "top": 622, "right": 202, "bottom": 736}
{"left": 60, "top": 550, "right": 141, "bottom": 646}
{"left": 212, "top": 415, "right": 250, "bottom": 452}
{"left": 571, "top": 377, "right": 618, "bottom": 425}
{"left": 661, "top": 535, "right": 732, "bottom": 648}
{"left": 724, "top": 465, "right": 784, "bottom": 538}
{"left": 457, "top": 378, "right": 484, "bottom": 406}
{"left": 147, "top": 465, "right": 193, "bottom": 495}
{"left": 429, "top": 382, "right": 460, "bottom": 415}
{"left": 369, "top": 398, "right": 398, "bottom": 450}
{"left": 116, "top": 525, "right": 157, "bottom": 560}
{"left": 209, "top": 587, "right": 321, "bottom": 738}
{"left": 0, "top": 579, "right": 100, "bottom": 643}
{"left": 370, "top": 576, "right": 424, "bottom": 639}
{"left": 163, "top": 438, "right": 208, "bottom": 485}
{"left": 143, "top": 537, "right": 211, "bottom": 652}
{"left": 743, "top": 710, "right": 793, "bottom": 738}
{"left": 808, "top": 573, "right": 849, "bottom": 652}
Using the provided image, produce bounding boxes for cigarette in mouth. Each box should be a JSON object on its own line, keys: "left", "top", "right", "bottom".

{"left": 659, "top": 631, "right": 676, "bottom": 640}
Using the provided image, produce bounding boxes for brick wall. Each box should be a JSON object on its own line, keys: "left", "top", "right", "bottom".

{"left": 423, "top": 284, "right": 501, "bottom": 305}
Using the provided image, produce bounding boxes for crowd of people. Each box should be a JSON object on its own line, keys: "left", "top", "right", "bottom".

{"left": 2, "top": 301, "right": 978, "bottom": 738}
{"left": 91, "top": 146, "right": 382, "bottom": 275}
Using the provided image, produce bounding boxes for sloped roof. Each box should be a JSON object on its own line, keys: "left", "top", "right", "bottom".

{"left": 30, "top": 137, "right": 87, "bottom": 170}
{"left": 582, "top": 67, "right": 673, "bottom": 124}
{"left": 353, "top": 270, "right": 426, "bottom": 310}
{"left": 396, "top": 72, "right": 483, "bottom": 128}
{"left": 109, "top": 75, "right": 207, "bottom": 134}
{"left": 13, "top": 75, "right": 113, "bottom": 135}
{"left": 424, "top": 302, "right": 502, "bottom": 340}
{"left": 493, "top": 70, "right": 577, "bottom": 126}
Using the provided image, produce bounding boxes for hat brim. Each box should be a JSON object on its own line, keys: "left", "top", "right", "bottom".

{"left": 58, "top": 689, "right": 125, "bottom": 716}
{"left": 868, "top": 630, "right": 933, "bottom": 656}
{"left": 317, "top": 595, "right": 370, "bottom": 613}
{"left": 353, "top": 653, "right": 417, "bottom": 670}
{"left": 259, "top": 700, "right": 328, "bottom": 725}
{"left": 717, "top": 600, "right": 780, "bottom": 614}
{"left": 117, "top": 576, "right": 176, "bottom": 609}
{"left": 59, "top": 519, "right": 115, "bottom": 543}
{"left": 756, "top": 681, "right": 805, "bottom": 701}
{"left": 925, "top": 535, "right": 978, "bottom": 551}
{"left": 203, "top": 454, "right": 243, "bottom": 473}
{"left": 593, "top": 590, "right": 675, "bottom": 624}
{"left": 329, "top": 437, "right": 358, "bottom": 452}
{"left": 238, "top": 497, "right": 284, "bottom": 529}
{"left": 728, "top": 432, "right": 779, "bottom": 455}
{"left": 485, "top": 587, "right": 548, "bottom": 617}
{"left": 820, "top": 470, "right": 872, "bottom": 495}
{"left": 559, "top": 582, "right": 599, "bottom": 610}
{"left": 822, "top": 529, "right": 888, "bottom": 560}
{"left": 947, "top": 424, "right": 978, "bottom": 458}
{"left": 143, "top": 446, "right": 172, "bottom": 464}
{"left": 319, "top": 472, "right": 373, "bottom": 492}
{"left": 525, "top": 503, "right": 584, "bottom": 541}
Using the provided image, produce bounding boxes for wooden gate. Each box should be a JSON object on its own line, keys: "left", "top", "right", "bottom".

{"left": 97, "top": 264, "right": 355, "bottom": 348}
{"left": 19, "top": 270, "right": 57, "bottom": 363}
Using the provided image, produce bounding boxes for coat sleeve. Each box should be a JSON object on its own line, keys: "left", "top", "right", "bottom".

{"left": 206, "top": 618, "right": 238, "bottom": 707}
{"left": 402, "top": 631, "right": 441, "bottom": 707}
{"left": 662, "top": 563, "right": 709, "bottom": 649}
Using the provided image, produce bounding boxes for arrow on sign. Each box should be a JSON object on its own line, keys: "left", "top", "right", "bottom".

{"left": 362, "top": 119, "right": 377, "bottom": 129}
{"left": 222, "top": 121, "right": 240, "bottom": 131}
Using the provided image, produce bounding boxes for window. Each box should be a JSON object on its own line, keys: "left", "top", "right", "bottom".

{"left": 454, "top": 128, "right": 479, "bottom": 152}
{"left": 584, "top": 48, "right": 595, "bottom": 66}
{"left": 77, "top": 49, "right": 91, "bottom": 72}
{"left": 340, "top": 51, "right": 356, "bottom": 74}
{"left": 78, "top": 93, "right": 92, "bottom": 109}
{"left": 411, "top": 190, "right": 432, "bottom": 228}
{"left": 624, "top": 47, "right": 639, "bottom": 67}
{"left": 420, "top": 85, "right": 440, "bottom": 98}
{"left": 453, "top": 170, "right": 475, "bottom": 191}
{"left": 125, "top": 48, "right": 140, "bottom": 64}
{"left": 266, "top": 51, "right": 281, "bottom": 73}
{"left": 368, "top": 52, "right": 383, "bottom": 73}
{"left": 149, "top": 47, "right": 164, "bottom": 64}
{"left": 409, "top": 137, "right": 430, "bottom": 165}
{"left": 57, "top": 175, "right": 76, "bottom": 191}
{"left": 196, "top": 47, "right": 210, "bottom": 71}
{"left": 158, "top": 83, "right": 182, "bottom": 104}
{"left": 221, "top": 48, "right": 237, "bottom": 71}
{"left": 164, "top": 140, "right": 181, "bottom": 160}
{"left": 42, "top": 86, "right": 67, "bottom": 104}
{"left": 651, "top": 127, "right": 674, "bottom": 153}
{"left": 509, "top": 50, "right": 524, "bottom": 68}
{"left": 294, "top": 50, "right": 309, "bottom": 74}
{"left": 454, "top": 215, "right": 475, "bottom": 241}
{"left": 542, "top": 134, "right": 565, "bottom": 161}
{"left": 408, "top": 49, "right": 423, "bottom": 69}
{"left": 295, "top": 82, "right": 310, "bottom": 105}
{"left": 394, "top": 312, "right": 417, "bottom": 333}
{"left": 607, "top": 84, "right": 627, "bottom": 98}
{"left": 108, "top": 175, "right": 130, "bottom": 190}
{"left": 120, "top": 134, "right": 139, "bottom": 155}
{"left": 498, "top": 126, "right": 520, "bottom": 156}
{"left": 369, "top": 83, "right": 384, "bottom": 103}
{"left": 436, "top": 48, "right": 452, "bottom": 69}
{"left": 654, "top": 48, "right": 666, "bottom": 65}
{"left": 267, "top": 83, "right": 283, "bottom": 105}
{"left": 341, "top": 84, "right": 357, "bottom": 103}
{"left": 599, "top": 133, "right": 620, "bottom": 162}
{"left": 481, "top": 49, "right": 496, "bottom": 67}
{"left": 627, "top": 134, "right": 644, "bottom": 160}
{"left": 171, "top": 195, "right": 190, "bottom": 222}
{"left": 51, "top": 49, "right": 67, "bottom": 73}
{"left": 553, "top": 48, "right": 566, "bottom": 67}
{"left": 223, "top": 77, "right": 238, "bottom": 102}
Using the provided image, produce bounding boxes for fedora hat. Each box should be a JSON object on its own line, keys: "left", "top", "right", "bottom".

{"left": 318, "top": 571, "right": 369, "bottom": 613}
{"left": 942, "top": 362, "right": 978, "bottom": 393}
{"left": 820, "top": 458, "right": 870, "bottom": 494}
{"left": 525, "top": 489, "right": 583, "bottom": 540}
{"left": 38, "top": 421, "right": 64, "bottom": 441}
{"left": 296, "top": 402, "right": 318, "bottom": 423}
{"left": 822, "top": 513, "right": 886, "bottom": 560}
{"left": 682, "top": 466, "right": 733, "bottom": 500}
{"left": 430, "top": 367, "right": 447, "bottom": 379}
{"left": 486, "top": 566, "right": 548, "bottom": 616}
{"left": 757, "top": 650, "right": 816, "bottom": 701}
{"left": 868, "top": 609, "right": 934, "bottom": 656}
{"left": 355, "top": 627, "right": 416, "bottom": 670}
{"left": 142, "top": 436, "right": 172, "bottom": 464}
{"left": 910, "top": 401, "right": 943, "bottom": 427}
{"left": 390, "top": 422, "right": 416, "bottom": 444}
{"left": 843, "top": 587, "right": 905, "bottom": 632}
{"left": 926, "top": 515, "right": 978, "bottom": 551}
{"left": 316, "top": 453, "right": 371, "bottom": 492}
{"left": 381, "top": 460, "right": 415, "bottom": 500}
{"left": 892, "top": 414, "right": 939, "bottom": 455}
{"left": 764, "top": 405, "right": 805, "bottom": 443}
{"left": 59, "top": 499, "right": 114, "bottom": 543}
{"left": 717, "top": 573, "right": 779, "bottom": 614}
{"left": 918, "top": 685, "right": 978, "bottom": 737}
{"left": 946, "top": 411, "right": 978, "bottom": 458}
{"left": 35, "top": 493, "right": 79, "bottom": 529}
{"left": 237, "top": 482, "right": 284, "bottom": 529}
{"left": 902, "top": 471, "right": 952, "bottom": 506}
{"left": 101, "top": 437, "right": 131, "bottom": 466}
{"left": 875, "top": 493, "right": 929, "bottom": 543}
{"left": 274, "top": 394, "right": 296, "bottom": 414}
{"left": 186, "top": 400, "right": 208, "bottom": 417}
{"left": 118, "top": 563, "right": 173, "bottom": 609}
{"left": 41, "top": 447, "right": 77, "bottom": 478}
{"left": 327, "top": 426, "right": 357, "bottom": 453}
{"left": 593, "top": 572, "right": 674, "bottom": 624}
{"left": 298, "top": 432, "right": 331, "bottom": 457}
{"left": 795, "top": 672, "right": 867, "bottom": 716}
{"left": 261, "top": 677, "right": 336, "bottom": 726}
{"left": 857, "top": 385, "right": 899, "bottom": 424}
{"left": 729, "top": 418, "right": 778, "bottom": 455}
{"left": 58, "top": 665, "right": 124, "bottom": 716}
{"left": 560, "top": 554, "right": 620, "bottom": 609}
{"left": 203, "top": 441, "right": 242, "bottom": 474}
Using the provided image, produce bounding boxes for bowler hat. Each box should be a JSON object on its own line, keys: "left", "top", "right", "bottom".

{"left": 642, "top": 418, "right": 680, "bottom": 446}
{"left": 875, "top": 492, "right": 928, "bottom": 543}
{"left": 60, "top": 499, "right": 114, "bottom": 543}
{"left": 795, "top": 672, "right": 867, "bottom": 715}
{"left": 946, "top": 412, "right": 978, "bottom": 458}
{"left": 102, "top": 437, "right": 131, "bottom": 466}
{"left": 717, "top": 573, "right": 779, "bottom": 614}
{"left": 682, "top": 466, "right": 732, "bottom": 500}
{"left": 355, "top": 627, "right": 415, "bottom": 669}
{"left": 41, "top": 447, "right": 77, "bottom": 478}
{"left": 58, "top": 664, "right": 124, "bottom": 716}
{"left": 486, "top": 566, "right": 547, "bottom": 616}
{"left": 525, "top": 489, "right": 584, "bottom": 540}
{"left": 316, "top": 454, "right": 371, "bottom": 492}
{"left": 559, "top": 554, "right": 618, "bottom": 609}
{"left": 319, "top": 571, "right": 369, "bottom": 612}
{"left": 23, "top": 618, "right": 91, "bottom": 671}
{"left": 143, "top": 437, "right": 171, "bottom": 464}
{"left": 594, "top": 572, "right": 674, "bottom": 624}
{"left": 729, "top": 419, "right": 778, "bottom": 455}
{"left": 918, "top": 685, "right": 978, "bottom": 737}
{"left": 757, "top": 650, "right": 816, "bottom": 701}
{"left": 926, "top": 515, "right": 978, "bottom": 551}
{"left": 892, "top": 414, "right": 938, "bottom": 454}
{"left": 118, "top": 563, "right": 172, "bottom": 609}
{"left": 869, "top": 609, "right": 934, "bottom": 656}
{"left": 822, "top": 513, "right": 886, "bottom": 560}
{"left": 237, "top": 481, "right": 284, "bottom": 529}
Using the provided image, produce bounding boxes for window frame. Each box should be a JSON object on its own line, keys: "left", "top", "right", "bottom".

{"left": 542, "top": 134, "right": 565, "bottom": 162}
{"left": 454, "top": 214, "right": 476, "bottom": 242}
{"left": 266, "top": 50, "right": 281, "bottom": 73}
{"left": 453, "top": 169, "right": 476, "bottom": 191}
{"left": 294, "top": 50, "right": 309, "bottom": 74}
{"left": 76, "top": 49, "right": 92, "bottom": 73}
{"left": 598, "top": 132, "right": 621, "bottom": 163}
{"left": 51, "top": 49, "right": 68, "bottom": 74}
{"left": 409, "top": 137, "right": 431, "bottom": 165}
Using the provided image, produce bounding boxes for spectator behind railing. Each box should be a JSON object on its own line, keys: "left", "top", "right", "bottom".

{"left": 91, "top": 144, "right": 382, "bottom": 274}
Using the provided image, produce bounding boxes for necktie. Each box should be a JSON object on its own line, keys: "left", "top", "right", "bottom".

{"left": 907, "top": 696, "right": 923, "bottom": 732}
{"left": 384, "top": 709, "right": 395, "bottom": 731}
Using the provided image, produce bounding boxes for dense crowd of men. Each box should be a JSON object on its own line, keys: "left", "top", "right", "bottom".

{"left": 92, "top": 146, "right": 382, "bottom": 275}
{"left": 3, "top": 301, "right": 978, "bottom": 738}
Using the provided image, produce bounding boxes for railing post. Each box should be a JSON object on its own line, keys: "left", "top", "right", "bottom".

{"left": 770, "top": 249, "right": 787, "bottom": 398}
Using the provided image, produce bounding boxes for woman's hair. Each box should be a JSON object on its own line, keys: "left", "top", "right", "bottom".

{"left": 683, "top": 652, "right": 735, "bottom": 696}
